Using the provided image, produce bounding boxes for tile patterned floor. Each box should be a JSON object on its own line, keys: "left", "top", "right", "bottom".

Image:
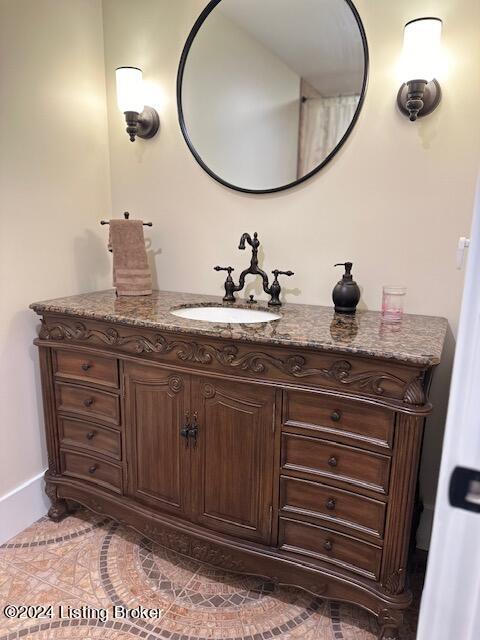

{"left": 0, "top": 510, "right": 423, "bottom": 639}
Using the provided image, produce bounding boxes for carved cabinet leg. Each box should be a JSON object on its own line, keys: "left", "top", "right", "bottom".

{"left": 378, "top": 609, "right": 402, "bottom": 640}
{"left": 45, "top": 483, "right": 69, "bottom": 522}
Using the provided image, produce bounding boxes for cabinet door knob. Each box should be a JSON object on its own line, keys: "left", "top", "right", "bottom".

{"left": 324, "top": 540, "right": 333, "bottom": 552}
{"left": 83, "top": 398, "right": 94, "bottom": 407}
{"left": 88, "top": 464, "right": 98, "bottom": 474}
{"left": 86, "top": 431, "right": 96, "bottom": 440}
{"left": 189, "top": 412, "right": 199, "bottom": 448}
{"left": 331, "top": 410, "right": 342, "bottom": 422}
{"left": 328, "top": 456, "right": 338, "bottom": 468}
{"left": 81, "top": 362, "right": 92, "bottom": 371}
{"left": 326, "top": 497, "right": 336, "bottom": 511}
{"left": 180, "top": 411, "right": 191, "bottom": 448}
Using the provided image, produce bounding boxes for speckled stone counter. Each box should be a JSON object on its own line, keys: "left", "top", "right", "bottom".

{"left": 30, "top": 289, "right": 447, "bottom": 367}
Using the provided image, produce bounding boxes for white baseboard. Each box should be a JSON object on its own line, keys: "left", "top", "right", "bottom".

{"left": 417, "top": 504, "right": 435, "bottom": 551}
{"left": 0, "top": 470, "right": 49, "bottom": 545}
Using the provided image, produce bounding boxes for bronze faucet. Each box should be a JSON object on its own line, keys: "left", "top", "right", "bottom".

{"left": 214, "top": 232, "right": 294, "bottom": 307}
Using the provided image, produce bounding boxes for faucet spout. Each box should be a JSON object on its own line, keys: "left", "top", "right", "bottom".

{"left": 239, "top": 232, "right": 259, "bottom": 251}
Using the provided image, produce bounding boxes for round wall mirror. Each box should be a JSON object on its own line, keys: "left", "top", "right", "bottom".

{"left": 177, "top": 0, "right": 368, "bottom": 194}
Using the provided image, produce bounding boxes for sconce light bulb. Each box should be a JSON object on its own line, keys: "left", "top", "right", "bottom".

{"left": 116, "top": 66, "right": 145, "bottom": 114}
{"left": 401, "top": 17, "right": 442, "bottom": 82}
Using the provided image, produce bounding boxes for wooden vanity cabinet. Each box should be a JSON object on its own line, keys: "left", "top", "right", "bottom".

{"left": 34, "top": 309, "right": 445, "bottom": 640}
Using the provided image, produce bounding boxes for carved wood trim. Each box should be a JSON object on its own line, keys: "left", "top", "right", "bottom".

{"left": 45, "top": 481, "right": 68, "bottom": 522}
{"left": 381, "top": 568, "right": 405, "bottom": 596}
{"left": 143, "top": 523, "right": 245, "bottom": 571}
{"left": 202, "top": 383, "right": 216, "bottom": 399}
{"left": 402, "top": 376, "right": 426, "bottom": 405}
{"left": 39, "top": 347, "right": 60, "bottom": 475}
{"left": 168, "top": 375, "right": 183, "bottom": 394}
{"left": 39, "top": 319, "right": 424, "bottom": 404}
{"left": 380, "top": 413, "right": 424, "bottom": 591}
{"left": 378, "top": 608, "right": 403, "bottom": 640}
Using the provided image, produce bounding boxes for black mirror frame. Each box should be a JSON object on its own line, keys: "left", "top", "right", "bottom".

{"left": 177, "top": 0, "right": 369, "bottom": 195}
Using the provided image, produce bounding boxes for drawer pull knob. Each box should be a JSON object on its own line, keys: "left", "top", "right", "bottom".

{"left": 86, "top": 431, "right": 96, "bottom": 440}
{"left": 324, "top": 540, "right": 333, "bottom": 552}
{"left": 83, "top": 398, "right": 94, "bottom": 407}
{"left": 328, "top": 456, "right": 338, "bottom": 468}
{"left": 81, "top": 363, "right": 92, "bottom": 371}
{"left": 88, "top": 464, "right": 98, "bottom": 474}
{"left": 331, "top": 410, "right": 342, "bottom": 422}
{"left": 326, "top": 497, "right": 336, "bottom": 511}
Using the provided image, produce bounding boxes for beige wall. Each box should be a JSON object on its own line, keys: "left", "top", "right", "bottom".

{"left": 0, "top": 0, "right": 112, "bottom": 496}
{"left": 102, "top": 0, "right": 480, "bottom": 540}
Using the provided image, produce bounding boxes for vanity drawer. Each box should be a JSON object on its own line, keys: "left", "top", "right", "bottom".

{"left": 283, "top": 391, "right": 394, "bottom": 451}
{"left": 279, "top": 517, "right": 382, "bottom": 580}
{"left": 281, "top": 433, "right": 390, "bottom": 494}
{"left": 55, "top": 349, "right": 119, "bottom": 389}
{"left": 61, "top": 450, "right": 122, "bottom": 493}
{"left": 56, "top": 383, "right": 120, "bottom": 426}
{"left": 59, "top": 417, "right": 121, "bottom": 460}
{"left": 280, "top": 476, "right": 386, "bottom": 539}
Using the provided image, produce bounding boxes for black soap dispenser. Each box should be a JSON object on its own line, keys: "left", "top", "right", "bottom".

{"left": 332, "top": 262, "right": 360, "bottom": 314}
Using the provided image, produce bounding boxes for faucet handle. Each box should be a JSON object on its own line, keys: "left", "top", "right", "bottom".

{"left": 268, "top": 270, "right": 294, "bottom": 307}
{"left": 214, "top": 265, "right": 234, "bottom": 275}
{"left": 272, "top": 269, "right": 294, "bottom": 279}
{"left": 215, "top": 266, "right": 236, "bottom": 303}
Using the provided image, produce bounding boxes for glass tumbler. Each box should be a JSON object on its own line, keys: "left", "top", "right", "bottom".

{"left": 382, "top": 286, "right": 406, "bottom": 323}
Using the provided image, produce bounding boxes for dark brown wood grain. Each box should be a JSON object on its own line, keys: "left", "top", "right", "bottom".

{"left": 279, "top": 476, "right": 386, "bottom": 541}
{"left": 34, "top": 312, "right": 436, "bottom": 640}
{"left": 283, "top": 390, "right": 395, "bottom": 451}
{"left": 281, "top": 433, "right": 391, "bottom": 495}
{"left": 191, "top": 378, "right": 275, "bottom": 544}
{"left": 60, "top": 449, "right": 122, "bottom": 494}
{"left": 56, "top": 382, "right": 120, "bottom": 426}
{"left": 124, "top": 362, "right": 191, "bottom": 519}
{"left": 54, "top": 349, "right": 119, "bottom": 389}
{"left": 380, "top": 413, "right": 425, "bottom": 595}
{"left": 58, "top": 417, "right": 121, "bottom": 460}
{"left": 279, "top": 517, "right": 382, "bottom": 580}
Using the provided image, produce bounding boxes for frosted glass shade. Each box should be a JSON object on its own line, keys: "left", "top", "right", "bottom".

{"left": 401, "top": 18, "right": 442, "bottom": 82}
{"left": 116, "top": 67, "right": 144, "bottom": 113}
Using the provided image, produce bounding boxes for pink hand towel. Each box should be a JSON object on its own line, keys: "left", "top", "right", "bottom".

{"left": 108, "top": 219, "right": 152, "bottom": 296}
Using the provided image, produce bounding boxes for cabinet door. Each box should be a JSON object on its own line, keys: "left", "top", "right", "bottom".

{"left": 124, "top": 362, "right": 191, "bottom": 518}
{"left": 191, "top": 378, "right": 276, "bottom": 544}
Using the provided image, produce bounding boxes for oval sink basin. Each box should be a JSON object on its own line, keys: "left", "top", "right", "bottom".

{"left": 171, "top": 305, "right": 281, "bottom": 324}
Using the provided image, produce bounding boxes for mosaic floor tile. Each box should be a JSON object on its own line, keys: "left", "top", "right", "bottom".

{"left": 0, "top": 509, "right": 422, "bottom": 639}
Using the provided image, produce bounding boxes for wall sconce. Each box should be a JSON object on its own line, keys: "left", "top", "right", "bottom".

{"left": 397, "top": 17, "right": 443, "bottom": 121}
{"left": 115, "top": 67, "right": 160, "bottom": 142}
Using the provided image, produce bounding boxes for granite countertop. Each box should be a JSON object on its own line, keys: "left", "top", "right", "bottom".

{"left": 30, "top": 290, "right": 448, "bottom": 367}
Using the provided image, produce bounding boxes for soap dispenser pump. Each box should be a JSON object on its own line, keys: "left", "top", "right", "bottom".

{"left": 332, "top": 262, "right": 360, "bottom": 314}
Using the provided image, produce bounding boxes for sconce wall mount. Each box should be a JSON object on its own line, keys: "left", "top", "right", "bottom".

{"left": 397, "top": 78, "right": 442, "bottom": 122}
{"left": 116, "top": 67, "right": 160, "bottom": 142}
{"left": 124, "top": 107, "right": 160, "bottom": 142}
{"left": 397, "top": 17, "right": 443, "bottom": 122}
